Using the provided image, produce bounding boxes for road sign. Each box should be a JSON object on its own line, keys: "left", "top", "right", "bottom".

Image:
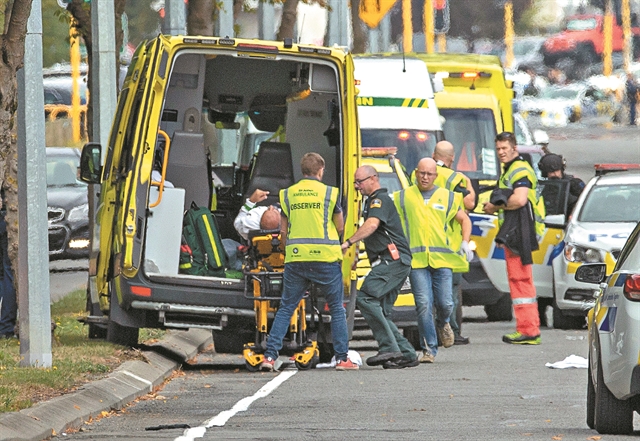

{"left": 359, "top": 0, "right": 398, "bottom": 29}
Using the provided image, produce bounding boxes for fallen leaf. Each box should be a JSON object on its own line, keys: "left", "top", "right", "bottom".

{"left": 74, "top": 405, "right": 81, "bottom": 410}
{"left": 552, "top": 435, "right": 563, "bottom": 440}
{"left": 587, "top": 437, "right": 602, "bottom": 440}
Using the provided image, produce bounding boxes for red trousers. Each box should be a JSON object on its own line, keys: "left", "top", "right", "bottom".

{"left": 505, "top": 248, "right": 540, "bottom": 337}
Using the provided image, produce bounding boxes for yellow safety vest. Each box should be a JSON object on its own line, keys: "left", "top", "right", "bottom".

{"left": 280, "top": 179, "right": 342, "bottom": 263}
{"left": 434, "top": 164, "right": 468, "bottom": 269}
{"left": 498, "top": 159, "right": 546, "bottom": 238}
{"left": 394, "top": 185, "right": 468, "bottom": 271}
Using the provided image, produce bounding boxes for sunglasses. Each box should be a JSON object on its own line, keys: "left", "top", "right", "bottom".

{"left": 495, "top": 132, "right": 515, "bottom": 142}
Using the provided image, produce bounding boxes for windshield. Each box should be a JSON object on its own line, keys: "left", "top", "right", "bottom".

{"left": 360, "top": 129, "right": 438, "bottom": 173}
{"left": 378, "top": 172, "right": 404, "bottom": 195}
{"left": 579, "top": 183, "right": 640, "bottom": 222}
{"left": 47, "top": 155, "right": 83, "bottom": 187}
{"left": 566, "top": 18, "right": 597, "bottom": 31}
{"left": 539, "top": 87, "right": 581, "bottom": 100}
{"left": 439, "top": 108, "right": 499, "bottom": 180}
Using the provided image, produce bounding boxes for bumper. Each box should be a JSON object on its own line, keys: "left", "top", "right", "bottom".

{"left": 553, "top": 257, "right": 598, "bottom": 315}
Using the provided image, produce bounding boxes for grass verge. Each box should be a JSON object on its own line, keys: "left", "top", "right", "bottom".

{"left": 0, "top": 289, "right": 165, "bottom": 413}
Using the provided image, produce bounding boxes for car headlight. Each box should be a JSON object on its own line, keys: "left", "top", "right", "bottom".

{"left": 564, "top": 243, "right": 603, "bottom": 263}
{"left": 67, "top": 203, "right": 88, "bottom": 222}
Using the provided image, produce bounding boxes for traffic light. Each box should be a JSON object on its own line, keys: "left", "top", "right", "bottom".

{"left": 434, "top": 0, "right": 450, "bottom": 34}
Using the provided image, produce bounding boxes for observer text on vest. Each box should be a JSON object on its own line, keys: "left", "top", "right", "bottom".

{"left": 290, "top": 202, "right": 322, "bottom": 210}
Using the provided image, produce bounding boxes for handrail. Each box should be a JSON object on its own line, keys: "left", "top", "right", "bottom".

{"left": 149, "top": 129, "right": 171, "bottom": 208}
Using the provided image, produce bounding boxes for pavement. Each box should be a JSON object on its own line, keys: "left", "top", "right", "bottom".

{"left": 0, "top": 328, "right": 214, "bottom": 441}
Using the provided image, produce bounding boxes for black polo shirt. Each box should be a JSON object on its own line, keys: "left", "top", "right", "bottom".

{"left": 362, "top": 188, "right": 411, "bottom": 265}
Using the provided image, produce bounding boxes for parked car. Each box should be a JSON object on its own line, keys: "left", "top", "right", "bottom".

{"left": 552, "top": 167, "right": 640, "bottom": 329}
{"left": 518, "top": 83, "right": 621, "bottom": 127}
{"left": 46, "top": 147, "right": 89, "bottom": 259}
{"left": 586, "top": 220, "right": 640, "bottom": 435}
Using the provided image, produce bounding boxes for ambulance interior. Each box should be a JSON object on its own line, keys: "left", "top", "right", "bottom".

{"left": 145, "top": 50, "right": 343, "bottom": 277}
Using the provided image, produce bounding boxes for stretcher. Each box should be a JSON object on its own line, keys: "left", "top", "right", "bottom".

{"left": 242, "top": 228, "right": 319, "bottom": 371}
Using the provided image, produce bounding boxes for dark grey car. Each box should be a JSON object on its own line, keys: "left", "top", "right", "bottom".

{"left": 46, "top": 147, "right": 89, "bottom": 259}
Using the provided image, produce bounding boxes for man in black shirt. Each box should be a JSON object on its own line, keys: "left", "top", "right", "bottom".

{"left": 342, "top": 165, "right": 418, "bottom": 369}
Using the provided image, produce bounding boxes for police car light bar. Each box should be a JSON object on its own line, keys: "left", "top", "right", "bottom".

{"left": 362, "top": 147, "right": 398, "bottom": 157}
{"left": 594, "top": 163, "right": 640, "bottom": 176}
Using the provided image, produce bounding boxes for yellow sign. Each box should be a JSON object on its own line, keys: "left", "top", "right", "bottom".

{"left": 359, "top": 0, "right": 398, "bottom": 29}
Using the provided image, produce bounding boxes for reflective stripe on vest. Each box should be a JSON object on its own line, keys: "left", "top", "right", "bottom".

{"left": 280, "top": 180, "right": 342, "bottom": 263}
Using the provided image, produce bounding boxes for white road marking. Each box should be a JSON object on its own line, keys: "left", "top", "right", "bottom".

{"left": 174, "top": 369, "right": 297, "bottom": 440}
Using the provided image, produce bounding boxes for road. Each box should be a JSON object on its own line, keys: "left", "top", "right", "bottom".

{"left": 54, "top": 308, "right": 640, "bottom": 440}
{"left": 544, "top": 125, "right": 640, "bottom": 184}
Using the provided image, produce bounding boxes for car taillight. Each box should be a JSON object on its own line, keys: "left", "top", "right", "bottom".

{"left": 623, "top": 274, "right": 640, "bottom": 301}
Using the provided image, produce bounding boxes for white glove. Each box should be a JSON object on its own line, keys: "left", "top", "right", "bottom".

{"left": 461, "top": 240, "right": 474, "bottom": 262}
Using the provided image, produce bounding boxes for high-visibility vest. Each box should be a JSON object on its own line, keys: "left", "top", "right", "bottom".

{"left": 394, "top": 185, "right": 468, "bottom": 271}
{"left": 498, "top": 159, "right": 546, "bottom": 238}
{"left": 280, "top": 179, "right": 342, "bottom": 263}
{"left": 434, "top": 164, "right": 468, "bottom": 263}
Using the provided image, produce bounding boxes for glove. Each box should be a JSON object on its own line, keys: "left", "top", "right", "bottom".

{"left": 461, "top": 240, "right": 474, "bottom": 262}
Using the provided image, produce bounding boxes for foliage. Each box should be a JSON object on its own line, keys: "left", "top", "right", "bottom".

{"left": 0, "top": 289, "right": 165, "bottom": 414}
{"left": 42, "top": 0, "right": 74, "bottom": 68}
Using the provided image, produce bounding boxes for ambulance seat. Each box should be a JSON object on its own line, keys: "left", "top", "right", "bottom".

{"left": 245, "top": 142, "right": 294, "bottom": 207}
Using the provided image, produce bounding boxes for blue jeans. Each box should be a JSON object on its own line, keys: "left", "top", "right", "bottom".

{"left": 410, "top": 267, "right": 453, "bottom": 356}
{"left": 264, "top": 261, "right": 349, "bottom": 362}
{"left": 0, "top": 217, "right": 16, "bottom": 336}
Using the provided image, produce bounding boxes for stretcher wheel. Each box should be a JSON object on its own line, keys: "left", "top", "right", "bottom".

{"left": 295, "top": 355, "right": 319, "bottom": 370}
{"left": 245, "top": 360, "right": 261, "bottom": 372}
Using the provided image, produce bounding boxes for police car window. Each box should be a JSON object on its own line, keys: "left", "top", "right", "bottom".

{"left": 579, "top": 184, "right": 640, "bottom": 223}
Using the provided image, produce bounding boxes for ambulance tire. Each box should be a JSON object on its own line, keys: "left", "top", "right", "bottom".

{"left": 106, "top": 320, "right": 139, "bottom": 347}
{"left": 403, "top": 327, "right": 422, "bottom": 350}
{"left": 552, "top": 299, "right": 586, "bottom": 330}
{"left": 484, "top": 294, "right": 513, "bottom": 322}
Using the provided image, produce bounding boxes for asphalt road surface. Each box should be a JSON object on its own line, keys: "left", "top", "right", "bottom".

{"left": 54, "top": 308, "right": 639, "bottom": 440}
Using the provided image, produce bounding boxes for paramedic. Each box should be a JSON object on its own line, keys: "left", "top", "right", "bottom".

{"left": 433, "top": 141, "right": 475, "bottom": 345}
{"left": 482, "top": 132, "right": 544, "bottom": 345}
{"left": 233, "top": 188, "right": 281, "bottom": 241}
{"left": 260, "top": 153, "right": 358, "bottom": 371}
{"left": 394, "top": 158, "right": 473, "bottom": 363}
{"left": 342, "top": 165, "right": 419, "bottom": 369}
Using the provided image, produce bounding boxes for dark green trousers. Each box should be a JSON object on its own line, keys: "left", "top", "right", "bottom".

{"left": 357, "top": 259, "right": 416, "bottom": 359}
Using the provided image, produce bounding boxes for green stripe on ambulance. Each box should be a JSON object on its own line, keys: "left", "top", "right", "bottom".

{"left": 356, "top": 97, "right": 429, "bottom": 108}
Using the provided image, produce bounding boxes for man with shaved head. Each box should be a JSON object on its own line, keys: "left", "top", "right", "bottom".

{"left": 342, "top": 165, "right": 418, "bottom": 369}
{"left": 394, "top": 158, "right": 472, "bottom": 363}
{"left": 234, "top": 189, "right": 281, "bottom": 241}
{"left": 432, "top": 140, "right": 476, "bottom": 345}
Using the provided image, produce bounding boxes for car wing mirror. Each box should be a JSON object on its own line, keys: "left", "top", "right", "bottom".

{"left": 80, "top": 142, "right": 102, "bottom": 184}
{"left": 544, "top": 213, "right": 566, "bottom": 229}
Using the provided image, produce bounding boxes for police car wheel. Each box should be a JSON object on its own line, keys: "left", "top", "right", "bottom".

{"left": 593, "top": 351, "right": 634, "bottom": 434}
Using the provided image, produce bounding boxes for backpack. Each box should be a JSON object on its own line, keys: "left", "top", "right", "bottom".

{"left": 179, "top": 202, "right": 228, "bottom": 277}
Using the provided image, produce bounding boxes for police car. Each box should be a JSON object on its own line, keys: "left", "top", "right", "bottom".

{"left": 552, "top": 167, "right": 640, "bottom": 329}
{"left": 586, "top": 220, "right": 640, "bottom": 435}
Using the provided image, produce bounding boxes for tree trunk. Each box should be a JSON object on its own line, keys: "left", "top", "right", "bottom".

{"left": 0, "top": 0, "right": 34, "bottom": 301}
{"left": 188, "top": 0, "right": 214, "bottom": 36}
{"left": 351, "top": 0, "right": 367, "bottom": 53}
{"left": 277, "top": 0, "right": 299, "bottom": 40}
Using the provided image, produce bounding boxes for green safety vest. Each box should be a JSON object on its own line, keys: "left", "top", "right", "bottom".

{"left": 280, "top": 179, "right": 342, "bottom": 263}
{"left": 394, "top": 185, "right": 468, "bottom": 271}
{"left": 498, "top": 159, "right": 546, "bottom": 238}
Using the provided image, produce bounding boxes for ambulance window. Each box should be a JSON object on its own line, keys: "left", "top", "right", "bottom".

{"left": 118, "top": 88, "right": 145, "bottom": 175}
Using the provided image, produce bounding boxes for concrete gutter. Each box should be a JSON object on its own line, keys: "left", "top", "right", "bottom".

{"left": 0, "top": 328, "right": 213, "bottom": 441}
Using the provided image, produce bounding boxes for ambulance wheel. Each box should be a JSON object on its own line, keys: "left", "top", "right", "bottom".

{"left": 245, "top": 360, "right": 261, "bottom": 372}
{"left": 318, "top": 342, "right": 334, "bottom": 363}
{"left": 403, "top": 327, "right": 422, "bottom": 350}
{"left": 106, "top": 320, "right": 139, "bottom": 347}
{"left": 295, "top": 355, "right": 319, "bottom": 370}
{"left": 484, "top": 294, "right": 513, "bottom": 322}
